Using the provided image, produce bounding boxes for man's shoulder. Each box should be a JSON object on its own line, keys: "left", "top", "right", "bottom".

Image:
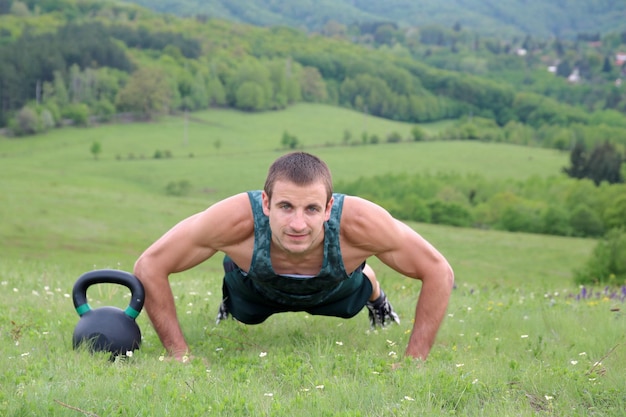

{"left": 340, "top": 195, "right": 398, "bottom": 234}
{"left": 204, "top": 193, "right": 255, "bottom": 228}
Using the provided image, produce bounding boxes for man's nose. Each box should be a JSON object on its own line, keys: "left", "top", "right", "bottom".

{"left": 289, "top": 210, "right": 307, "bottom": 230}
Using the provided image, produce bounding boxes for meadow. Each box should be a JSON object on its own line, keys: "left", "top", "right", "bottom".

{"left": 1, "top": 103, "right": 624, "bottom": 416}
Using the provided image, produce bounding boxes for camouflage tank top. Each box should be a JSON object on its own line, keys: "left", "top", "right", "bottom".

{"left": 235, "top": 190, "right": 363, "bottom": 306}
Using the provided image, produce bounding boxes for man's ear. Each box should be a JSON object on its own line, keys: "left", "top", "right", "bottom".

{"left": 261, "top": 191, "right": 270, "bottom": 216}
{"left": 324, "top": 196, "right": 334, "bottom": 221}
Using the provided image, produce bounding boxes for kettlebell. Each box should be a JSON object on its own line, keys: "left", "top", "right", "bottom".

{"left": 72, "top": 269, "right": 145, "bottom": 357}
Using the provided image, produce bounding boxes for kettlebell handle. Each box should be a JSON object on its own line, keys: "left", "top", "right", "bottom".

{"left": 72, "top": 269, "right": 145, "bottom": 320}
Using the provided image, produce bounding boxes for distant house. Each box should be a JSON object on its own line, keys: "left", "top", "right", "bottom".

{"left": 568, "top": 68, "right": 580, "bottom": 83}
{"left": 616, "top": 53, "right": 626, "bottom": 67}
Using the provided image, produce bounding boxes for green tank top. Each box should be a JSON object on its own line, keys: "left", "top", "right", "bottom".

{"left": 229, "top": 190, "right": 364, "bottom": 306}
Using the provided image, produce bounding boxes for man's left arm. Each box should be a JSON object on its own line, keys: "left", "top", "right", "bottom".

{"left": 375, "top": 221, "right": 455, "bottom": 360}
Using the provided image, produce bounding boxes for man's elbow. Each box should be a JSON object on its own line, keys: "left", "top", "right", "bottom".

{"left": 133, "top": 254, "right": 157, "bottom": 287}
{"left": 437, "top": 261, "right": 455, "bottom": 295}
{"left": 445, "top": 263, "right": 455, "bottom": 288}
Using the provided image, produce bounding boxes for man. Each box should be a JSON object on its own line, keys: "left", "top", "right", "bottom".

{"left": 134, "top": 152, "right": 454, "bottom": 361}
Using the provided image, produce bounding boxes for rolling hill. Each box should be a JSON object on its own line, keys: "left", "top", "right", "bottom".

{"left": 121, "top": 0, "right": 626, "bottom": 39}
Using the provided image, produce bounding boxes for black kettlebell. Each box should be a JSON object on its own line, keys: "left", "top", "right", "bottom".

{"left": 72, "top": 269, "right": 145, "bottom": 357}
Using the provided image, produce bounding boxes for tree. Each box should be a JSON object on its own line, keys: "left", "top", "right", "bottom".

{"left": 281, "top": 131, "right": 298, "bottom": 149}
{"left": 585, "top": 141, "right": 623, "bottom": 185}
{"left": 300, "top": 66, "right": 327, "bottom": 102}
{"left": 602, "top": 56, "right": 613, "bottom": 73}
{"left": 90, "top": 141, "right": 102, "bottom": 160}
{"left": 234, "top": 81, "right": 267, "bottom": 111}
{"left": 0, "top": 0, "right": 13, "bottom": 14}
{"left": 563, "top": 141, "right": 624, "bottom": 185}
{"left": 563, "top": 140, "right": 587, "bottom": 179}
{"left": 575, "top": 228, "right": 626, "bottom": 285}
{"left": 115, "top": 67, "right": 173, "bottom": 119}
{"left": 12, "top": 106, "right": 39, "bottom": 135}
{"left": 411, "top": 125, "right": 426, "bottom": 141}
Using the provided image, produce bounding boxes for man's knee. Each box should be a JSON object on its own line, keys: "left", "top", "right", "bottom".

{"left": 362, "top": 264, "right": 380, "bottom": 300}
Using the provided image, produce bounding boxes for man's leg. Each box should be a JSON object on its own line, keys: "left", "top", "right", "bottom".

{"left": 363, "top": 264, "right": 400, "bottom": 328}
{"left": 363, "top": 264, "right": 380, "bottom": 301}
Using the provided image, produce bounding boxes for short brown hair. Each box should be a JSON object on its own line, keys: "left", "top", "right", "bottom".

{"left": 264, "top": 152, "right": 333, "bottom": 203}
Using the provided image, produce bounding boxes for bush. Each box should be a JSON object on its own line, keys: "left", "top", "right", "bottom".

{"left": 574, "top": 228, "right": 626, "bottom": 285}
{"left": 427, "top": 200, "right": 472, "bottom": 227}
{"left": 165, "top": 180, "right": 191, "bottom": 197}
{"left": 11, "top": 106, "right": 40, "bottom": 135}
{"left": 386, "top": 131, "right": 403, "bottom": 143}
{"left": 411, "top": 125, "right": 426, "bottom": 141}
{"left": 61, "top": 103, "right": 90, "bottom": 126}
{"left": 569, "top": 204, "right": 604, "bottom": 237}
{"left": 94, "top": 99, "right": 116, "bottom": 122}
{"left": 541, "top": 205, "right": 572, "bottom": 236}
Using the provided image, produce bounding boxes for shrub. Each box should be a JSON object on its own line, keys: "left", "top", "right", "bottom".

{"left": 541, "top": 205, "right": 572, "bottom": 236}
{"left": 386, "top": 131, "right": 403, "bottom": 143}
{"left": 427, "top": 200, "right": 472, "bottom": 227}
{"left": 574, "top": 228, "right": 626, "bottom": 285}
{"left": 165, "top": 180, "right": 191, "bottom": 197}
{"left": 411, "top": 125, "right": 426, "bottom": 141}
{"left": 11, "top": 106, "right": 40, "bottom": 135}
{"left": 569, "top": 204, "right": 604, "bottom": 237}
{"left": 61, "top": 103, "right": 90, "bottom": 126}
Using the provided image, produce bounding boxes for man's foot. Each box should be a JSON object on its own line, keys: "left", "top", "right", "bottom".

{"left": 216, "top": 298, "right": 230, "bottom": 324}
{"left": 366, "top": 289, "right": 400, "bottom": 328}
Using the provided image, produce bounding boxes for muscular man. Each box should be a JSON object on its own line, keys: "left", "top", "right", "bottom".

{"left": 134, "top": 152, "right": 454, "bottom": 361}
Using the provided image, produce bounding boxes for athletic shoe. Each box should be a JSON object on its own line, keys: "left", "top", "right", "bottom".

{"left": 366, "top": 289, "right": 400, "bottom": 328}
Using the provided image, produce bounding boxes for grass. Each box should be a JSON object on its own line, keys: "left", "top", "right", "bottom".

{"left": 1, "top": 103, "right": 624, "bottom": 416}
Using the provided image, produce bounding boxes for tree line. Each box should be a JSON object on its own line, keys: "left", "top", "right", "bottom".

{"left": 1, "top": 0, "right": 626, "bottom": 173}
{"left": 336, "top": 171, "right": 626, "bottom": 239}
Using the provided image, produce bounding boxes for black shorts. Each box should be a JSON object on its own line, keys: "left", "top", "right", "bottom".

{"left": 220, "top": 261, "right": 373, "bottom": 325}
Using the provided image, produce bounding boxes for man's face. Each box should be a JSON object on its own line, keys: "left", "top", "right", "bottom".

{"left": 262, "top": 179, "right": 333, "bottom": 256}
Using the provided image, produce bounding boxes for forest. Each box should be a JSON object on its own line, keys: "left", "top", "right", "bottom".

{"left": 1, "top": 0, "right": 625, "bottom": 275}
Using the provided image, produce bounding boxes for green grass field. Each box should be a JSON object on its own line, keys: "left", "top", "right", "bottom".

{"left": 1, "top": 103, "right": 624, "bottom": 416}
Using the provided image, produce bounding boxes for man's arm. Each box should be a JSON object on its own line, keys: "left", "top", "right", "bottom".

{"left": 343, "top": 197, "right": 454, "bottom": 360}
{"left": 133, "top": 193, "right": 253, "bottom": 359}
{"left": 379, "top": 221, "right": 454, "bottom": 360}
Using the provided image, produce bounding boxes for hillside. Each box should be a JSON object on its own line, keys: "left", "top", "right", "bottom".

{"left": 1, "top": 0, "right": 625, "bottom": 188}
{"left": 121, "top": 0, "right": 626, "bottom": 39}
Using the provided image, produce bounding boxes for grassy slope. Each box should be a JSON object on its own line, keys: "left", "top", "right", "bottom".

{"left": 4, "top": 103, "right": 622, "bottom": 417}
{"left": 1, "top": 103, "right": 573, "bottom": 269}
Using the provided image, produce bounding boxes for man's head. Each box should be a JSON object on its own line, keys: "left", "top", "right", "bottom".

{"left": 262, "top": 152, "right": 334, "bottom": 256}
{"left": 264, "top": 152, "right": 333, "bottom": 204}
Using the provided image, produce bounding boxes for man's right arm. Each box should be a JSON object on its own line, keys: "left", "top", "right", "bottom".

{"left": 133, "top": 193, "right": 252, "bottom": 359}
